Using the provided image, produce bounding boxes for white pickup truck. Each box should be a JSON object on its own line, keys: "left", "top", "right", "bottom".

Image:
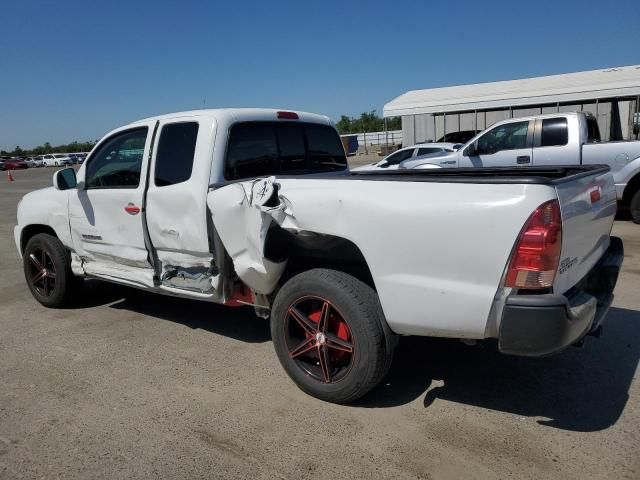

{"left": 402, "top": 112, "right": 640, "bottom": 222}
{"left": 15, "top": 108, "right": 623, "bottom": 403}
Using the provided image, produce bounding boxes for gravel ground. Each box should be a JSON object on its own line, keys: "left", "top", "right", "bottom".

{"left": 0, "top": 167, "right": 638, "bottom": 479}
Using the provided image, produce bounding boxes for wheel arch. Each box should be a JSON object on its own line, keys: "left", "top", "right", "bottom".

{"left": 622, "top": 171, "right": 640, "bottom": 206}
{"left": 20, "top": 224, "right": 59, "bottom": 255}
{"left": 264, "top": 227, "right": 376, "bottom": 291}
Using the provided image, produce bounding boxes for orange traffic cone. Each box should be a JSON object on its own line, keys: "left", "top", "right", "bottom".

{"left": 7, "top": 170, "right": 14, "bottom": 182}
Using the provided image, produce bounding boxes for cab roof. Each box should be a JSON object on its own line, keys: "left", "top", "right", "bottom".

{"left": 126, "top": 108, "right": 333, "bottom": 128}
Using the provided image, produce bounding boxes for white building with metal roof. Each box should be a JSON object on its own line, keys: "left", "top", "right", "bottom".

{"left": 384, "top": 65, "right": 640, "bottom": 145}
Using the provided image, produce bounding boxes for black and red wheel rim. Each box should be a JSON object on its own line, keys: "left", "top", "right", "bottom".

{"left": 27, "top": 249, "right": 56, "bottom": 297}
{"left": 284, "top": 296, "right": 355, "bottom": 384}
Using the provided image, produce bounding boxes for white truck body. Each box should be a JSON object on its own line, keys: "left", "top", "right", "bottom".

{"left": 14, "top": 108, "right": 624, "bottom": 402}
{"left": 401, "top": 112, "right": 640, "bottom": 220}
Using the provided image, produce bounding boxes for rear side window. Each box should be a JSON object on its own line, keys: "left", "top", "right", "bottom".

{"left": 154, "top": 122, "right": 199, "bottom": 186}
{"left": 225, "top": 122, "right": 346, "bottom": 180}
{"left": 384, "top": 148, "right": 414, "bottom": 166}
{"left": 417, "top": 147, "right": 442, "bottom": 156}
{"left": 540, "top": 118, "right": 568, "bottom": 147}
{"left": 586, "top": 117, "right": 601, "bottom": 143}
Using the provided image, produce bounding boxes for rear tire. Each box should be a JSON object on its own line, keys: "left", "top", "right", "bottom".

{"left": 629, "top": 189, "right": 640, "bottom": 224}
{"left": 271, "top": 268, "right": 395, "bottom": 403}
{"left": 23, "top": 233, "right": 81, "bottom": 307}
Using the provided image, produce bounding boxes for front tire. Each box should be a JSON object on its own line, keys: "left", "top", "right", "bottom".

{"left": 271, "top": 268, "right": 395, "bottom": 403}
{"left": 629, "top": 189, "right": 640, "bottom": 224}
{"left": 23, "top": 233, "right": 80, "bottom": 307}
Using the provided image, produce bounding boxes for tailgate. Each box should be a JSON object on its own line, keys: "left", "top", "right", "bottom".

{"left": 553, "top": 168, "right": 617, "bottom": 295}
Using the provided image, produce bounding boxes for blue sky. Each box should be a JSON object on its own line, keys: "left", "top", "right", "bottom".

{"left": 1, "top": 0, "right": 638, "bottom": 150}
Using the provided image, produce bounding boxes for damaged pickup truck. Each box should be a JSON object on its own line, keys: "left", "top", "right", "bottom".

{"left": 15, "top": 108, "right": 624, "bottom": 403}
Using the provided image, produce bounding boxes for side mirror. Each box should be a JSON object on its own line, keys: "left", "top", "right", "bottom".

{"left": 464, "top": 142, "right": 478, "bottom": 157}
{"left": 53, "top": 167, "right": 77, "bottom": 190}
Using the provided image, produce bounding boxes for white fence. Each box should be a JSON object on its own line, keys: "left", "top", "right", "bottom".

{"left": 341, "top": 130, "right": 403, "bottom": 149}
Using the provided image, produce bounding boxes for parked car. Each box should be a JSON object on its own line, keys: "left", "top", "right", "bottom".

{"left": 403, "top": 112, "right": 640, "bottom": 223}
{"left": 2, "top": 158, "right": 29, "bottom": 170}
{"left": 42, "top": 154, "right": 73, "bottom": 167}
{"left": 71, "top": 153, "right": 87, "bottom": 165}
{"left": 67, "top": 153, "right": 85, "bottom": 164}
{"left": 0, "top": 160, "right": 6, "bottom": 171}
{"left": 351, "top": 143, "right": 460, "bottom": 171}
{"left": 14, "top": 108, "right": 623, "bottom": 403}
{"left": 24, "top": 157, "right": 41, "bottom": 168}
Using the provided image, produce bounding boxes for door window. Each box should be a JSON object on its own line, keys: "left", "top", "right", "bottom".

{"left": 540, "top": 118, "right": 568, "bottom": 147}
{"left": 85, "top": 128, "right": 148, "bottom": 189}
{"left": 154, "top": 122, "right": 199, "bottom": 186}
{"left": 476, "top": 121, "right": 529, "bottom": 154}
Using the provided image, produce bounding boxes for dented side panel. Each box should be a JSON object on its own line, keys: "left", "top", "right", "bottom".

{"left": 207, "top": 178, "right": 287, "bottom": 294}
{"left": 209, "top": 177, "right": 556, "bottom": 338}
{"left": 146, "top": 116, "right": 218, "bottom": 279}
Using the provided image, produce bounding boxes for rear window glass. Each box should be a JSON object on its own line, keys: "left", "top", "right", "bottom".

{"left": 225, "top": 122, "right": 347, "bottom": 180}
{"left": 540, "top": 118, "right": 568, "bottom": 147}
{"left": 155, "top": 122, "right": 199, "bottom": 186}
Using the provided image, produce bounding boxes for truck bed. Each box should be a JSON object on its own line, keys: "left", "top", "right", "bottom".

{"left": 210, "top": 163, "right": 617, "bottom": 338}
{"left": 346, "top": 165, "right": 611, "bottom": 184}
{"left": 211, "top": 165, "right": 612, "bottom": 189}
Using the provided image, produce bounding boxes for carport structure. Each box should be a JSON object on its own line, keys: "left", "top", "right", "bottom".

{"left": 384, "top": 65, "right": 640, "bottom": 145}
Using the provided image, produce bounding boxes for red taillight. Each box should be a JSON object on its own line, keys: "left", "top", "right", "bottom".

{"left": 505, "top": 200, "right": 562, "bottom": 289}
{"left": 277, "top": 111, "right": 299, "bottom": 120}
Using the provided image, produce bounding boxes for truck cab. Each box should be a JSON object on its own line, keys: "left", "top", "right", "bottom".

{"left": 17, "top": 109, "right": 348, "bottom": 295}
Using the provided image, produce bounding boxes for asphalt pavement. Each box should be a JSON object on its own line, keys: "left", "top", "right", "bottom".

{"left": 0, "top": 167, "right": 638, "bottom": 479}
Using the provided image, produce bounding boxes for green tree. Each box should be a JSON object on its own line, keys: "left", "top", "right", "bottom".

{"left": 336, "top": 115, "right": 352, "bottom": 134}
{"left": 10, "top": 140, "right": 96, "bottom": 157}
{"left": 334, "top": 110, "right": 401, "bottom": 134}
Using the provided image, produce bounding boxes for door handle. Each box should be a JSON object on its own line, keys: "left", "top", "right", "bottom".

{"left": 124, "top": 203, "right": 141, "bottom": 215}
{"left": 517, "top": 156, "right": 531, "bottom": 164}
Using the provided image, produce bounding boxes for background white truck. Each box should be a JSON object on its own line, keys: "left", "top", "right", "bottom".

{"left": 401, "top": 112, "right": 640, "bottom": 223}
{"left": 15, "top": 108, "right": 623, "bottom": 403}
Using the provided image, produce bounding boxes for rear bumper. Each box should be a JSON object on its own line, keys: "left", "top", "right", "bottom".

{"left": 498, "top": 236, "right": 623, "bottom": 356}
